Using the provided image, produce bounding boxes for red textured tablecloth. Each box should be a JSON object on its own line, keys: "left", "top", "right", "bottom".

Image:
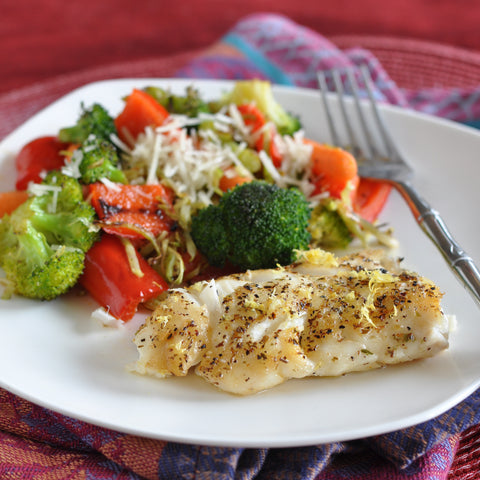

{"left": 3, "top": 0, "right": 480, "bottom": 97}
{"left": 1, "top": 11, "right": 480, "bottom": 480}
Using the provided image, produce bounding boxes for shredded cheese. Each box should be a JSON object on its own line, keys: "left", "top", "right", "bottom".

{"left": 61, "top": 148, "right": 83, "bottom": 179}
{"left": 91, "top": 307, "right": 125, "bottom": 328}
{"left": 27, "top": 183, "right": 62, "bottom": 213}
{"left": 128, "top": 113, "right": 245, "bottom": 208}
{"left": 125, "top": 107, "right": 316, "bottom": 214}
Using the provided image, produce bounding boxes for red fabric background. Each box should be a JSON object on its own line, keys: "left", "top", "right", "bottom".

{"left": 2, "top": 0, "right": 480, "bottom": 95}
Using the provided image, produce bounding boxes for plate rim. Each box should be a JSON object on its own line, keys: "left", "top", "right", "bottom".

{"left": 1, "top": 77, "right": 479, "bottom": 448}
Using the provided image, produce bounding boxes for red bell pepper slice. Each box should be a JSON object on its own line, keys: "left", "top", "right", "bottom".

{"left": 237, "top": 103, "right": 282, "bottom": 167}
{"left": 88, "top": 183, "right": 175, "bottom": 239}
{"left": 238, "top": 103, "right": 266, "bottom": 131}
{"left": 79, "top": 234, "right": 168, "bottom": 320}
{"left": 15, "top": 136, "right": 70, "bottom": 190}
{"left": 114, "top": 89, "right": 170, "bottom": 146}
{"left": 353, "top": 178, "right": 392, "bottom": 223}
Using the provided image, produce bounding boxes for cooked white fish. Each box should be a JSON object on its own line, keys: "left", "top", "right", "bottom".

{"left": 133, "top": 249, "right": 450, "bottom": 395}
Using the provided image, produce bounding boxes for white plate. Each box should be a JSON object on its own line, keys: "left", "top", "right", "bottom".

{"left": 0, "top": 79, "right": 479, "bottom": 448}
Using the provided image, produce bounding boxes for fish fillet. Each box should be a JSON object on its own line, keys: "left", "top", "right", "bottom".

{"left": 133, "top": 249, "right": 450, "bottom": 395}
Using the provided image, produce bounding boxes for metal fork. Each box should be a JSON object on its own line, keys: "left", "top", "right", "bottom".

{"left": 317, "top": 67, "right": 480, "bottom": 306}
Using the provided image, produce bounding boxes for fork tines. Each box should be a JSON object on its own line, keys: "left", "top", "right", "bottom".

{"left": 317, "top": 66, "right": 413, "bottom": 182}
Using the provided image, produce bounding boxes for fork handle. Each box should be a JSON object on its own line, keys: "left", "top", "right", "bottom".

{"left": 396, "top": 181, "right": 480, "bottom": 305}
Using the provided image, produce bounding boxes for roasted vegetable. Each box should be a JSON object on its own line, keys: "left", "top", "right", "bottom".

{"left": 78, "top": 136, "right": 127, "bottom": 184}
{"left": 144, "top": 85, "right": 211, "bottom": 118}
{"left": 308, "top": 199, "right": 353, "bottom": 249}
{"left": 191, "top": 181, "right": 311, "bottom": 270}
{"left": 219, "top": 80, "right": 301, "bottom": 135}
{"left": 0, "top": 172, "right": 99, "bottom": 300}
{"left": 58, "top": 103, "right": 116, "bottom": 144}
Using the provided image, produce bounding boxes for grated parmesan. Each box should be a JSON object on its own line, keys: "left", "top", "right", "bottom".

{"left": 126, "top": 107, "right": 316, "bottom": 215}
{"left": 127, "top": 111, "right": 251, "bottom": 207}
{"left": 28, "top": 182, "right": 62, "bottom": 213}
{"left": 61, "top": 148, "right": 83, "bottom": 179}
{"left": 91, "top": 307, "right": 125, "bottom": 328}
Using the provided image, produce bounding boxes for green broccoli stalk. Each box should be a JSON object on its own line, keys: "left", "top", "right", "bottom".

{"left": 58, "top": 103, "right": 116, "bottom": 144}
{"left": 219, "top": 80, "right": 301, "bottom": 135}
{"left": 144, "top": 85, "right": 211, "bottom": 118}
{"left": 308, "top": 199, "right": 353, "bottom": 250}
{"left": 78, "top": 136, "right": 127, "bottom": 184}
{"left": 0, "top": 172, "right": 99, "bottom": 300}
{"left": 309, "top": 197, "right": 398, "bottom": 250}
{"left": 191, "top": 181, "right": 311, "bottom": 270}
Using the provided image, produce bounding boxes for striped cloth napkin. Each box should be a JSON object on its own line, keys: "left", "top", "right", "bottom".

{"left": 1, "top": 12, "right": 480, "bottom": 480}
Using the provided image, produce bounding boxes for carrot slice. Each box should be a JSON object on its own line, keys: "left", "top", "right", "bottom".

{"left": 306, "top": 140, "right": 359, "bottom": 199}
{"left": 219, "top": 168, "right": 252, "bottom": 192}
{"left": 114, "top": 89, "right": 169, "bottom": 146}
{"left": 0, "top": 190, "right": 29, "bottom": 217}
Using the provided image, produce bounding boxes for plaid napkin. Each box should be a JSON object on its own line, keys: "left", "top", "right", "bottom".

{"left": 1, "top": 12, "right": 480, "bottom": 480}
{"left": 177, "top": 13, "right": 480, "bottom": 127}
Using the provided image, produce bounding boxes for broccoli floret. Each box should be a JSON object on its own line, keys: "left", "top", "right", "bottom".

{"left": 220, "top": 80, "right": 301, "bottom": 135}
{"left": 30, "top": 171, "right": 99, "bottom": 251}
{"left": 78, "top": 136, "right": 127, "bottom": 184}
{"left": 58, "top": 104, "right": 126, "bottom": 184}
{"left": 190, "top": 205, "right": 229, "bottom": 267}
{"left": 191, "top": 181, "right": 311, "bottom": 270}
{"left": 42, "top": 170, "right": 84, "bottom": 205}
{"left": 308, "top": 199, "right": 353, "bottom": 250}
{"left": 0, "top": 172, "right": 99, "bottom": 300}
{"left": 144, "top": 85, "right": 211, "bottom": 117}
{"left": 1, "top": 231, "right": 86, "bottom": 300}
{"left": 309, "top": 198, "right": 400, "bottom": 250}
{"left": 58, "top": 103, "right": 116, "bottom": 144}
